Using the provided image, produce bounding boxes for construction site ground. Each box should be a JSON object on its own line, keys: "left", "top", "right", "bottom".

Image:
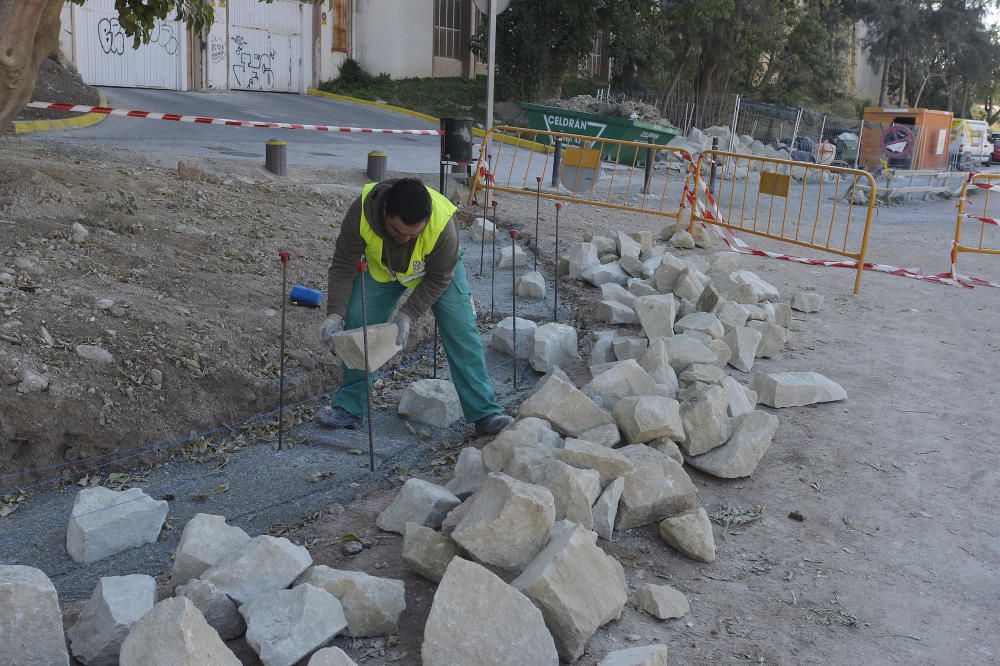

{"left": 0, "top": 135, "right": 997, "bottom": 665}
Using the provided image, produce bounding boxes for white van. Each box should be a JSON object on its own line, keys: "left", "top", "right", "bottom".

{"left": 950, "top": 118, "right": 992, "bottom": 169}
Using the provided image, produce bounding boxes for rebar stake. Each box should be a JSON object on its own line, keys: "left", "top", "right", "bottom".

{"left": 431, "top": 319, "right": 438, "bottom": 378}
{"left": 479, "top": 153, "right": 493, "bottom": 276}
{"left": 533, "top": 176, "right": 542, "bottom": 271}
{"left": 358, "top": 260, "right": 375, "bottom": 472}
{"left": 553, "top": 202, "right": 562, "bottom": 323}
{"left": 510, "top": 230, "right": 519, "bottom": 390}
{"left": 490, "top": 199, "right": 498, "bottom": 323}
{"left": 277, "top": 251, "right": 291, "bottom": 451}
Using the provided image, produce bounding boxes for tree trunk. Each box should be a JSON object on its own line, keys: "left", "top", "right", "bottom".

{"left": 540, "top": 54, "right": 568, "bottom": 100}
{"left": 0, "top": 0, "right": 64, "bottom": 133}
{"left": 663, "top": 45, "right": 691, "bottom": 103}
{"left": 898, "top": 52, "right": 907, "bottom": 107}
{"left": 878, "top": 44, "right": 890, "bottom": 107}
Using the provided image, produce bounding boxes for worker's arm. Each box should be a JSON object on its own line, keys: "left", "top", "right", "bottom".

{"left": 399, "top": 218, "right": 459, "bottom": 320}
{"left": 326, "top": 197, "right": 365, "bottom": 318}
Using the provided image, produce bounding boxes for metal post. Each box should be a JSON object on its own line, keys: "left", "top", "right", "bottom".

{"left": 728, "top": 94, "right": 741, "bottom": 152}
{"left": 642, "top": 140, "right": 655, "bottom": 194}
{"left": 790, "top": 108, "right": 804, "bottom": 153}
{"left": 277, "top": 251, "right": 291, "bottom": 450}
{"left": 551, "top": 139, "right": 563, "bottom": 188}
{"left": 709, "top": 137, "right": 720, "bottom": 195}
{"left": 431, "top": 320, "right": 438, "bottom": 378}
{"left": 358, "top": 260, "right": 375, "bottom": 472}
{"left": 485, "top": 0, "right": 497, "bottom": 156}
{"left": 265, "top": 140, "right": 287, "bottom": 176}
{"left": 855, "top": 120, "right": 865, "bottom": 170}
{"left": 490, "top": 199, "right": 498, "bottom": 323}
{"left": 533, "top": 176, "right": 541, "bottom": 270}
{"left": 553, "top": 202, "right": 561, "bottom": 322}
{"left": 440, "top": 149, "right": 449, "bottom": 199}
{"left": 510, "top": 230, "right": 519, "bottom": 390}
{"left": 479, "top": 154, "right": 492, "bottom": 276}
{"left": 818, "top": 115, "right": 827, "bottom": 145}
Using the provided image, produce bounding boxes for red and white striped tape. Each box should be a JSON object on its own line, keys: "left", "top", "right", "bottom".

{"left": 963, "top": 214, "right": 1000, "bottom": 227}
{"left": 25, "top": 101, "right": 443, "bottom": 136}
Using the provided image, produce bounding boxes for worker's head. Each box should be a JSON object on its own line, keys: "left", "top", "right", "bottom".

{"left": 384, "top": 178, "right": 432, "bottom": 244}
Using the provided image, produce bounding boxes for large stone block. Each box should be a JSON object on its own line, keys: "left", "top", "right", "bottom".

{"left": 751, "top": 371, "right": 847, "bottom": 407}
{"left": 557, "top": 439, "right": 633, "bottom": 486}
{"left": 669, "top": 230, "right": 695, "bottom": 249}
{"left": 375, "top": 479, "right": 460, "bottom": 534}
{"left": 402, "top": 522, "right": 458, "bottom": 583}
{"left": 581, "top": 359, "right": 666, "bottom": 411}
{"left": 708, "top": 251, "right": 741, "bottom": 274}
{"left": 678, "top": 363, "right": 725, "bottom": 386}
{"left": 589, "top": 330, "right": 617, "bottom": 366}
{"left": 600, "top": 283, "right": 637, "bottom": 307}
{"left": 615, "top": 446, "right": 698, "bottom": 529}
{"left": 591, "top": 477, "right": 624, "bottom": 541}
{"left": 672, "top": 267, "right": 705, "bottom": 302}
{"left": 628, "top": 277, "right": 659, "bottom": 297}
{"left": 200, "top": 535, "right": 312, "bottom": 605}
{"left": 582, "top": 261, "right": 630, "bottom": 287}
{"left": 613, "top": 396, "right": 684, "bottom": 444}
{"left": 531, "top": 323, "right": 580, "bottom": 373}
{"left": 119, "top": 597, "right": 240, "bottom": 666}
{"left": 790, "top": 290, "right": 824, "bottom": 312}
{"left": 723, "top": 326, "right": 762, "bottom": 373}
{"left": 635, "top": 583, "right": 689, "bottom": 619}
{"left": 598, "top": 645, "right": 669, "bottom": 666}
{"left": 708, "top": 339, "right": 732, "bottom": 367}
{"left": 596, "top": 300, "right": 637, "bottom": 325}
{"left": 171, "top": 513, "right": 250, "bottom": 589}
{"left": 422, "top": 558, "right": 558, "bottom": 666}
{"left": 472, "top": 217, "right": 496, "bottom": 242}
{"left": 482, "top": 416, "right": 562, "bottom": 471}
{"left": 491, "top": 316, "right": 537, "bottom": 360}
{"left": 638, "top": 338, "right": 679, "bottom": 396}
{"left": 505, "top": 458, "right": 600, "bottom": 530}
{"left": 398, "top": 379, "right": 463, "bottom": 428}
{"left": 588, "top": 234, "right": 617, "bottom": 256}
{"left": 446, "top": 447, "right": 487, "bottom": 499}
{"left": 296, "top": 566, "right": 405, "bottom": 637}
{"left": 717, "top": 300, "right": 751, "bottom": 329}
{"left": 579, "top": 423, "right": 622, "bottom": 448}
{"left": 241, "top": 584, "right": 348, "bottom": 666}
{"left": 634, "top": 295, "right": 677, "bottom": 339}
{"left": 613, "top": 335, "right": 649, "bottom": 362}
{"left": 721, "top": 376, "right": 754, "bottom": 417}
{"left": 329, "top": 323, "right": 401, "bottom": 371}
{"left": 512, "top": 522, "right": 627, "bottom": 662}
{"left": 308, "top": 648, "right": 358, "bottom": 666}
{"left": 567, "top": 242, "right": 600, "bottom": 279}
{"left": 664, "top": 334, "right": 716, "bottom": 368}
{"left": 67, "top": 486, "right": 169, "bottom": 565}
{"left": 618, "top": 255, "right": 650, "bottom": 279}
{"left": 710, "top": 271, "right": 756, "bottom": 304}
{"left": 450, "top": 473, "right": 556, "bottom": 572}
{"left": 679, "top": 384, "right": 732, "bottom": 456}
{"left": 516, "top": 271, "right": 547, "bottom": 299}
{"left": 617, "top": 231, "right": 641, "bottom": 259}
{"left": 674, "top": 311, "right": 724, "bottom": 339}
{"left": 519, "top": 374, "right": 614, "bottom": 438}
{"left": 0, "top": 566, "right": 70, "bottom": 666}
{"left": 68, "top": 575, "right": 157, "bottom": 666}
{"left": 747, "top": 320, "right": 787, "bottom": 358}
{"left": 496, "top": 244, "right": 528, "bottom": 269}
{"left": 658, "top": 508, "right": 716, "bottom": 562}
{"left": 175, "top": 579, "right": 245, "bottom": 641}
{"left": 730, "top": 270, "right": 779, "bottom": 302}
{"left": 687, "top": 410, "right": 779, "bottom": 478}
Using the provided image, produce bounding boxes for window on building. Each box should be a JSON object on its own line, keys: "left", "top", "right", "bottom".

{"left": 331, "top": 0, "right": 349, "bottom": 53}
{"left": 434, "top": 0, "right": 464, "bottom": 60}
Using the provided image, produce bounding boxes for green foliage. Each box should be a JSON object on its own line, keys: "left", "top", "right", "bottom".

{"left": 103, "top": 190, "right": 137, "bottom": 215}
{"left": 333, "top": 59, "right": 390, "bottom": 88}
{"left": 319, "top": 73, "right": 487, "bottom": 124}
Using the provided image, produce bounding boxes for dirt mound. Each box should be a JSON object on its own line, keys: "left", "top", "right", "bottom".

{"left": 542, "top": 94, "right": 671, "bottom": 125}
{"left": 15, "top": 54, "right": 101, "bottom": 122}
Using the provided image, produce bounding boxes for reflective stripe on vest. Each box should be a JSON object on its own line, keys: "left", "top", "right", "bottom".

{"left": 358, "top": 183, "right": 456, "bottom": 288}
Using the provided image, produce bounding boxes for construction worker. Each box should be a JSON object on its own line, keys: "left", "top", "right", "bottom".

{"left": 315, "top": 177, "right": 514, "bottom": 436}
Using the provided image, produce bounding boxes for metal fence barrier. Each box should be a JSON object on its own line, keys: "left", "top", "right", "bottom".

{"left": 690, "top": 150, "right": 878, "bottom": 293}
{"left": 951, "top": 174, "right": 1000, "bottom": 282}
{"left": 470, "top": 126, "right": 695, "bottom": 225}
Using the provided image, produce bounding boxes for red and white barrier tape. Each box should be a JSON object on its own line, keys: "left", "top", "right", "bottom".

{"left": 963, "top": 214, "right": 1000, "bottom": 227}
{"left": 973, "top": 181, "right": 1000, "bottom": 192}
{"left": 25, "top": 101, "right": 443, "bottom": 136}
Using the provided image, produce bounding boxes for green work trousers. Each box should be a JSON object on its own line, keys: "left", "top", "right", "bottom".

{"left": 332, "top": 252, "right": 501, "bottom": 422}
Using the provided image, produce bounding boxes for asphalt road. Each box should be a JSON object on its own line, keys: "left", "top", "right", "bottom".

{"left": 32, "top": 87, "right": 442, "bottom": 173}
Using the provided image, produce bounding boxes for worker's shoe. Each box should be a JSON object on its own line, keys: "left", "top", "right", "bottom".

{"left": 474, "top": 413, "right": 514, "bottom": 437}
{"left": 314, "top": 406, "right": 362, "bottom": 430}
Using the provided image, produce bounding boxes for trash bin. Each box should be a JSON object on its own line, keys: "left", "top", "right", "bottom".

{"left": 440, "top": 117, "right": 473, "bottom": 164}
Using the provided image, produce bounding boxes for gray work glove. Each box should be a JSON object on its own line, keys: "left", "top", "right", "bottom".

{"left": 319, "top": 314, "right": 344, "bottom": 347}
{"left": 393, "top": 312, "right": 412, "bottom": 348}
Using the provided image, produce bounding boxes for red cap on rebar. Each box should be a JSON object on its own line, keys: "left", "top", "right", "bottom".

{"left": 279, "top": 251, "right": 291, "bottom": 263}
{"left": 492, "top": 200, "right": 498, "bottom": 208}
{"left": 555, "top": 202, "right": 563, "bottom": 211}
{"left": 535, "top": 176, "right": 542, "bottom": 183}
{"left": 357, "top": 260, "right": 368, "bottom": 272}
{"left": 510, "top": 230, "right": 519, "bottom": 239}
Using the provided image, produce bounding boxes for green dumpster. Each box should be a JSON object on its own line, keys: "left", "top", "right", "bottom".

{"left": 521, "top": 102, "right": 681, "bottom": 166}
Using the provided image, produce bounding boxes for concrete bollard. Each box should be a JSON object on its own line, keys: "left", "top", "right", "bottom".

{"left": 265, "top": 139, "right": 287, "bottom": 176}
{"left": 367, "top": 151, "right": 388, "bottom": 182}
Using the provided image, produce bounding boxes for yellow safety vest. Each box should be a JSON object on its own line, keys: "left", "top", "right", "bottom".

{"left": 358, "top": 182, "right": 456, "bottom": 288}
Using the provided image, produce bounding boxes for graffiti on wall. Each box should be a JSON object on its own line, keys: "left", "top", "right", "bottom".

{"left": 97, "top": 17, "right": 178, "bottom": 56}
{"left": 210, "top": 35, "right": 226, "bottom": 64}
{"left": 230, "top": 34, "right": 275, "bottom": 90}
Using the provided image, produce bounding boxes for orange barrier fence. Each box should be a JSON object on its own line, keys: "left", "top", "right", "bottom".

{"left": 469, "top": 126, "right": 695, "bottom": 225}
{"left": 690, "top": 150, "right": 878, "bottom": 293}
{"left": 951, "top": 173, "right": 1000, "bottom": 282}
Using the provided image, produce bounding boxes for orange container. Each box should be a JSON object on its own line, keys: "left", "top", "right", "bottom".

{"left": 860, "top": 107, "right": 953, "bottom": 171}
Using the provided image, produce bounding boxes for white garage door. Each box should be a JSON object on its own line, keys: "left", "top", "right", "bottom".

{"left": 73, "top": 0, "right": 186, "bottom": 90}
{"left": 228, "top": 0, "right": 303, "bottom": 93}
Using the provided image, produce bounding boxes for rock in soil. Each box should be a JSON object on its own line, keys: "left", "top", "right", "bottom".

{"left": 66, "top": 486, "right": 169, "bottom": 565}
{"left": 658, "top": 507, "right": 717, "bottom": 562}
{"left": 0, "top": 565, "right": 70, "bottom": 666}
{"left": 375, "top": 478, "right": 461, "bottom": 535}
{"left": 119, "top": 597, "right": 240, "bottom": 666}
{"left": 67, "top": 574, "right": 157, "bottom": 666}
